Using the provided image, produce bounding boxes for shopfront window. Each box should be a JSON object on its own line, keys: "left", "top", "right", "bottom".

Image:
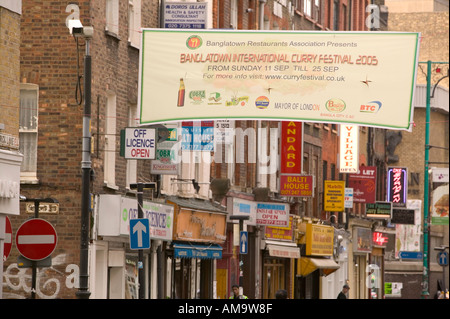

{"left": 263, "top": 258, "right": 286, "bottom": 299}
{"left": 368, "top": 256, "right": 383, "bottom": 299}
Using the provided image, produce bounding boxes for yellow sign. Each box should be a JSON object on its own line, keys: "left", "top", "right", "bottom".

{"left": 305, "top": 223, "right": 334, "bottom": 256}
{"left": 139, "top": 29, "right": 420, "bottom": 130}
{"left": 324, "top": 180, "right": 345, "bottom": 212}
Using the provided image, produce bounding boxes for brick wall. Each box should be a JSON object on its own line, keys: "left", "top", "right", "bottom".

{"left": 0, "top": 7, "right": 21, "bottom": 137}
{"left": 3, "top": 0, "right": 162, "bottom": 299}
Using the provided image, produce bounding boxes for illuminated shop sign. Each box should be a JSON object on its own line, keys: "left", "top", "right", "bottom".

{"left": 387, "top": 167, "right": 407, "bottom": 207}
{"left": 372, "top": 231, "right": 389, "bottom": 247}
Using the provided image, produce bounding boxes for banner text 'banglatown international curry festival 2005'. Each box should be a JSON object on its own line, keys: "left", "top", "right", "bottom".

{"left": 138, "top": 29, "right": 420, "bottom": 131}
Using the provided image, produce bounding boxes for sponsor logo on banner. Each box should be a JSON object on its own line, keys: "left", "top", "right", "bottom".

{"left": 255, "top": 96, "right": 270, "bottom": 109}
{"left": 325, "top": 98, "right": 346, "bottom": 113}
{"left": 360, "top": 101, "right": 382, "bottom": 113}
{"left": 186, "top": 35, "right": 202, "bottom": 49}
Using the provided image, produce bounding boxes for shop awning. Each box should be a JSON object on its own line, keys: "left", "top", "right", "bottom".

{"left": 265, "top": 241, "right": 300, "bottom": 259}
{"left": 174, "top": 243, "right": 223, "bottom": 260}
{"left": 299, "top": 257, "right": 340, "bottom": 277}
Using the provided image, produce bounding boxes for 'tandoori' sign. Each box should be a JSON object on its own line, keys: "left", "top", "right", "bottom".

{"left": 138, "top": 29, "right": 420, "bottom": 130}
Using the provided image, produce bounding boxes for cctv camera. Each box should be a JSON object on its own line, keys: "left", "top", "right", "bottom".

{"left": 68, "top": 19, "right": 83, "bottom": 36}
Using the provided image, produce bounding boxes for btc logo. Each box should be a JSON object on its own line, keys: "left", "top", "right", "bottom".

{"left": 360, "top": 101, "right": 382, "bottom": 113}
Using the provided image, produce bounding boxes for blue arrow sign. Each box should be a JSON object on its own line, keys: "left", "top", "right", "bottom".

{"left": 240, "top": 231, "right": 248, "bottom": 255}
{"left": 130, "top": 218, "right": 150, "bottom": 250}
{"left": 438, "top": 251, "right": 448, "bottom": 266}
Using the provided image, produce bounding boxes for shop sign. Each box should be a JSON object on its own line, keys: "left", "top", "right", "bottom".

{"left": 265, "top": 215, "right": 294, "bottom": 241}
{"left": 227, "top": 197, "right": 257, "bottom": 226}
{"left": 339, "top": 125, "right": 359, "bottom": 173}
{"left": 365, "top": 201, "right": 392, "bottom": 219}
{"left": 174, "top": 209, "right": 227, "bottom": 243}
{"left": 391, "top": 208, "right": 415, "bottom": 225}
{"left": 98, "top": 196, "right": 175, "bottom": 241}
{"left": 385, "top": 282, "right": 402, "bottom": 297}
{"left": 280, "top": 121, "right": 303, "bottom": 174}
{"left": 181, "top": 121, "right": 214, "bottom": 151}
{"left": 0, "top": 132, "right": 19, "bottom": 149}
{"left": 256, "top": 202, "right": 289, "bottom": 227}
{"left": 344, "top": 188, "right": 353, "bottom": 208}
{"left": 0, "top": 150, "right": 22, "bottom": 215}
{"left": 279, "top": 174, "right": 314, "bottom": 197}
{"left": 324, "top": 180, "right": 345, "bottom": 212}
{"left": 120, "top": 128, "right": 156, "bottom": 159}
{"left": 431, "top": 168, "right": 448, "bottom": 226}
{"left": 124, "top": 199, "right": 174, "bottom": 241}
{"left": 305, "top": 223, "right": 334, "bottom": 256}
{"left": 432, "top": 167, "right": 449, "bottom": 183}
{"left": 387, "top": 167, "right": 407, "bottom": 207}
{"left": 151, "top": 127, "right": 178, "bottom": 175}
{"left": 163, "top": 1, "right": 208, "bottom": 29}
{"left": 214, "top": 120, "right": 234, "bottom": 145}
{"left": 353, "top": 227, "right": 372, "bottom": 254}
{"left": 372, "top": 231, "right": 389, "bottom": 248}
{"left": 348, "top": 166, "right": 377, "bottom": 203}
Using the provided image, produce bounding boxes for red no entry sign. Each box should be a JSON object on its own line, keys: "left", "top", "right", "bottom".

{"left": 15, "top": 218, "right": 57, "bottom": 261}
{"left": 3, "top": 216, "right": 12, "bottom": 261}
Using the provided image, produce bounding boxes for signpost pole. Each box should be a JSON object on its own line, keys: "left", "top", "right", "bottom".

{"left": 137, "top": 183, "right": 145, "bottom": 299}
{"left": 130, "top": 183, "right": 156, "bottom": 299}
{"left": 19, "top": 197, "right": 58, "bottom": 299}
{"left": 230, "top": 215, "right": 249, "bottom": 298}
{"left": 31, "top": 200, "right": 38, "bottom": 299}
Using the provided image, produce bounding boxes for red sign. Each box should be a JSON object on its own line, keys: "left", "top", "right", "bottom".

{"left": 348, "top": 166, "right": 377, "bottom": 203}
{"left": 3, "top": 216, "right": 12, "bottom": 261}
{"left": 15, "top": 218, "right": 57, "bottom": 261}
{"left": 279, "top": 175, "right": 314, "bottom": 197}
{"left": 372, "top": 231, "right": 389, "bottom": 247}
{"left": 280, "top": 121, "right": 303, "bottom": 174}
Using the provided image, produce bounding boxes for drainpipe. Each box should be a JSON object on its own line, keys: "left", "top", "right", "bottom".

{"left": 259, "top": 0, "right": 266, "bottom": 30}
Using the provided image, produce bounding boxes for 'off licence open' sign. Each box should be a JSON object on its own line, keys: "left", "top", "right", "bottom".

{"left": 120, "top": 128, "right": 156, "bottom": 159}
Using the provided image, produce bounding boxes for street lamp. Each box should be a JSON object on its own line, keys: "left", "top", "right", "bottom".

{"left": 67, "top": 18, "right": 94, "bottom": 299}
{"left": 421, "top": 60, "right": 449, "bottom": 298}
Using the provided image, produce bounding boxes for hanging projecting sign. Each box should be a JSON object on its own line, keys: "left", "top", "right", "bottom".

{"left": 339, "top": 125, "right": 359, "bottom": 173}
{"left": 256, "top": 203, "right": 289, "bottom": 227}
{"left": 280, "top": 121, "right": 303, "bottom": 174}
{"left": 366, "top": 201, "right": 392, "bottom": 219}
{"left": 387, "top": 167, "right": 407, "bottom": 207}
{"left": 138, "top": 29, "right": 420, "bottom": 131}
{"left": 324, "top": 180, "right": 345, "bottom": 212}
{"left": 348, "top": 166, "right": 377, "bottom": 203}
{"left": 181, "top": 121, "right": 214, "bottom": 151}
{"left": 120, "top": 128, "right": 156, "bottom": 159}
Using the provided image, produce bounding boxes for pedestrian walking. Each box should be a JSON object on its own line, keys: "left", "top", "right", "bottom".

{"left": 337, "top": 284, "right": 350, "bottom": 299}
{"left": 275, "top": 289, "right": 288, "bottom": 299}
{"left": 229, "top": 284, "right": 248, "bottom": 299}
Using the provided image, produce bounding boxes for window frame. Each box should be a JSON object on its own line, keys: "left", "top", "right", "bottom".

{"left": 19, "top": 83, "right": 39, "bottom": 183}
